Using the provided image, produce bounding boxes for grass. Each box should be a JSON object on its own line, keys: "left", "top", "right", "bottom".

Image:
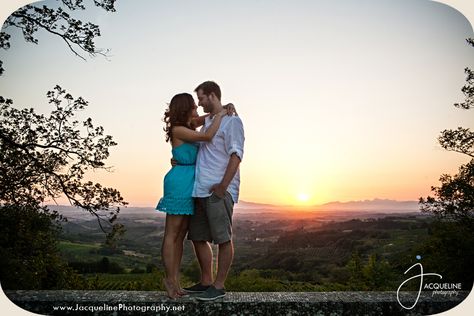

{"left": 84, "top": 272, "right": 165, "bottom": 290}
{"left": 58, "top": 241, "right": 101, "bottom": 260}
{"left": 58, "top": 240, "right": 156, "bottom": 270}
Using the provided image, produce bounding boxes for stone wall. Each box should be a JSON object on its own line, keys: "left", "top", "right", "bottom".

{"left": 4, "top": 290, "right": 470, "bottom": 316}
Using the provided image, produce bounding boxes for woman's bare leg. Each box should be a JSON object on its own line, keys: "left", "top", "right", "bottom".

{"left": 175, "top": 216, "right": 189, "bottom": 295}
{"left": 161, "top": 214, "right": 188, "bottom": 298}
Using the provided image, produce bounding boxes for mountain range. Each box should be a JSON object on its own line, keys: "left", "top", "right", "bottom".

{"left": 48, "top": 199, "right": 421, "bottom": 220}
{"left": 235, "top": 199, "right": 420, "bottom": 213}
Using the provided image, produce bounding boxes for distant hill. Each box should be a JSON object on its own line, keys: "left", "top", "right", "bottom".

{"left": 315, "top": 199, "right": 420, "bottom": 212}
{"left": 236, "top": 199, "right": 420, "bottom": 213}
{"left": 47, "top": 198, "right": 420, "bottom": 220}
{"left": 47, "top": 205, "right": 163, "bottom": 222}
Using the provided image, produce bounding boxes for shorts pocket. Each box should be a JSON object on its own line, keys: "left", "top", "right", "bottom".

{"left": 209, "top": 192, "right": 223, "bottom": 203}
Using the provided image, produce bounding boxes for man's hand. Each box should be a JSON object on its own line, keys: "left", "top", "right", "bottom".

{"left": 210, "top": 153, "right": 241, "bottom": 199}
{"left": 210, "top": 183, "right": 227, "bottom": 199}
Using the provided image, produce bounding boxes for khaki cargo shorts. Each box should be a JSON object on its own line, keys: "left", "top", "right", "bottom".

{"left": 187, "top": 191, "right": 234, "bottom": 244}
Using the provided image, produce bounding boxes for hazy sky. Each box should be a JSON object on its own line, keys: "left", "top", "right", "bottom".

{"left": 1, "top": 0, "right": 474, "bottom": 206}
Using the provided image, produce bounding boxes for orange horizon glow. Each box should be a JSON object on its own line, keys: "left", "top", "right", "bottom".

{"left": 1, "top": 0, "right": 473, "bottom": 210}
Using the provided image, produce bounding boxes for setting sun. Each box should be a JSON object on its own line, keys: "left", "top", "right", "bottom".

{"left": 297, "top": 193, "right": 310, "bottom": 203}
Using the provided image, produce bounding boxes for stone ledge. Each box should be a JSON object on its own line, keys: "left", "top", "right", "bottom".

{"left": 4, "top": 290, "right": 470, "bottom": 316}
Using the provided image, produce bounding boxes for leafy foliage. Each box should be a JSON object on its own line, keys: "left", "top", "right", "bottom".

{"left": 438, "top": 127, "right": 474, "bottom": 158}
{"left": 436, "top": 39, "right": 474, "bottom": 158}
{"left": 0, "top": 0, "right": 117, "bottom": 75}
{"left": 346, "top": 252, "right": 395, "bottom": 291}
{"left": 69, "top": 256, "right": 126, "bottom": 274}
{"left": 0, "top": 86, "right": 126, "bottom": 288}
{"left": 420, "top": 161, "right": 474, "bottom": 222}
{"left": 413, "top": 221, "right": 474, "bottom": 288}
{"left": 0, "top": 205, "right": 88, "bottom": 289}
{"left": 418, "top": 38, "right": 474, "bottom": 289}
{"left": 0, "top": 85, "right": 127, "bottom": 241}
{"left": 420, "top": 38, "right": 474, "bottom": 223}
{"left": 0, "top": 0, "right": 123, "bottom": 290}
{"left": 454, "top": 39, "right": 474, "bottom": 110}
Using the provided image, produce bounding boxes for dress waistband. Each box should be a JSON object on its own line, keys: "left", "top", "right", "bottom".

{"left": 176, "top": 163, "right": 195, "bottom": 166}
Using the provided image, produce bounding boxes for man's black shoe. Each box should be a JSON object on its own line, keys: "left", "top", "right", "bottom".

{"left": 183, "top": 283, "right": 211, "bottom": 293}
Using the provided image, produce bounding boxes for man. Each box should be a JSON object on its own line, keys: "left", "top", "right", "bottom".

{"left": 184, "top": 81, "right": 244, "bottom": 301}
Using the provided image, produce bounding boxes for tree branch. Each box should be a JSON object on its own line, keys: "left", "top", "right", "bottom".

{"left": 10, "top": 12, "right": 88, "bottom": 61}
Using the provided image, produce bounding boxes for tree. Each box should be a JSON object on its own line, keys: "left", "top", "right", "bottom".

{"left": 0, "top": 205, "right": 88, "bottom": 289}
{"left": 418, "top": 38, "right": 474, "bottom": 288}
{"left": 420, "top": 38, "right": 474, "bottom": 223}
{"left": 346, "top": 251, "right": 365, "bottom": 290}
{"left": 362, "top": 253, "right": 394, "bottom": 290}
{"left": 0, "top": 85, "right": 127, "bottom": 241}
{"left": 0, "top": 0, "right": 117, "bottom": 75}
{"left": 419, "top": 161, "right": 474, "bottom": 223}
{"left": 0, "top": 1, "right": 124, "bottom": 290}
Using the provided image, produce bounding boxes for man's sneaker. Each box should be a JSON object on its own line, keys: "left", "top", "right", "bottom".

{"left": 183, "top": 283, "right": 211, "bottom": 293}
{"left": 195, "top": 285, "right": 226, "bottom": 301}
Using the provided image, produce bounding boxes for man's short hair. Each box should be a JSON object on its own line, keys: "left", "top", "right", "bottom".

{"left": 195, "top": 81, "right": 221, "bottom": 101}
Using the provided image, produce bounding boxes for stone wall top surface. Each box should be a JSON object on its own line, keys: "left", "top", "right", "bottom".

{"left": 4, "top": 290, "right": 470, "bottom": 316}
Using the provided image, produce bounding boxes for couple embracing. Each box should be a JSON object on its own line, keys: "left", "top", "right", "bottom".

{"left": 156, "top": 81, "right": 245, "bottom": 301}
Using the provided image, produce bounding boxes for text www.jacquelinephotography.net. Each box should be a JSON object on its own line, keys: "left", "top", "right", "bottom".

{"left": 51, "top": 303, "right": 185, "bottom": 313}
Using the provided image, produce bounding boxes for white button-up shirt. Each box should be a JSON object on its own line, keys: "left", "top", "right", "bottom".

{"left": 192, "top": 115, "right": 245, "bottom": 203}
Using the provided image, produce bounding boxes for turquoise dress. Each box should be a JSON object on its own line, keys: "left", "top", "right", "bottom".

{"left": 156, "top": 143, "right": 198, "bottom": 215}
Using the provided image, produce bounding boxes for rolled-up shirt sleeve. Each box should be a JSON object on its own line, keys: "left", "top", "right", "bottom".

{"left": 224, "top": 117, "right": 245, "bottom": 161}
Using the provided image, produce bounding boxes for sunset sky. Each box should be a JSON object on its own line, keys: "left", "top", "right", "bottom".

{"left": 1, "top": 0, "right": 474, "bottom": 206}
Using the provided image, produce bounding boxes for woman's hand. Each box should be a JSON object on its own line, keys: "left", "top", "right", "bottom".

{"left": 223, "top": 103, "right": 238, "bottom": 116}
{"left": 217, "top": 109, "right": 228, "bottom": 118}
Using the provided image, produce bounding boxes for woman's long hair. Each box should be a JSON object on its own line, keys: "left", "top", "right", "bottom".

{"left": 163, "top": 93, "right": 195, "bottom": 142}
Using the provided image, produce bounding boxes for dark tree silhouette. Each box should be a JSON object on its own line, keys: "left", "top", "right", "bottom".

{"left": 420, "top": 38, "right": 474, "bottom": 223}
{"left": 417, "top": 39, "right": 474, "bottom": 288}
{"left": 419, "top": 161, "right": 474, "bottom": 222}
{"left": 0, "top": 0, "right": 116, "bottom": 75}
{"left": 0, "top": 86, "right": 127, "bottom": 240}
{"left": 0, "top": 1, "right": 124, "bottom": 290}
{"left": 0, "top": 0, "right": 125, "bottom": 241}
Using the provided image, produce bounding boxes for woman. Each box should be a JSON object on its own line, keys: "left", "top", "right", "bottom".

{"left": 156, "top": 93, "right": 231, "bottom": 299}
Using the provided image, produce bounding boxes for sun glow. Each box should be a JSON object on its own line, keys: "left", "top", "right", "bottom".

{"left": 297, "top": 193, "right": 310, "bottom": 203}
